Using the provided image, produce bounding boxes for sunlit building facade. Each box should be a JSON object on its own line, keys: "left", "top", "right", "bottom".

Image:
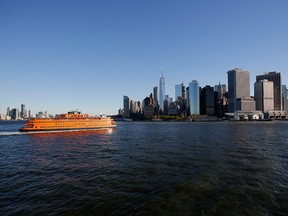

{"left": 189, "top": 80, "right": 199, "bottom": 115}
{"left": 227, "top": 68, "right": 251, "bottom": 113}
{"left": 256, "top": 72, "right": 282, "bottom": 111}
{"left": 254, "top": 79, "right": 274, "bottom": 112}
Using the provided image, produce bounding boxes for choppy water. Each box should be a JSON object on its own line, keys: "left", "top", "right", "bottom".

{"left": 0, "top": 120, "right": 288, "bottom": 215}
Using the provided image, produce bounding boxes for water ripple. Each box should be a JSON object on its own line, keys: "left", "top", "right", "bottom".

{"left": 1, "top": 121, "right": 288, "bottom": 215}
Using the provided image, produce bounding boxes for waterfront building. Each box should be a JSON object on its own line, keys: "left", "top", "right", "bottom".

{"left": 200, "top": 85, "right": 215, "bottom": 116}
{"left": 256, "top": 72, "right": 282, "bottom": 111}
{"left": 214, "top": 82, "right": 227, "bottom": 102}
{"left": 6, "top": 107, "right": 12, "bottom": 117}
{"left": 159, "top": 74, "right": 165, "bottom": 111}
{"left": 236, "top": 97, "right": 256, "bottom": 112}
{"left": 214, "top": 83, "right": 228, "bottom": 117}
{"left": 142, "top": 96, "right": 155, "bottom": 117}
{"left": 227, "top": 68, "right": 252, "bottom": 112}
{"left": 282, "top": 85, "right": 288, "bottom": 112}
{"left": 186, "top": 86, "right": 190, "bottom": 114}
{"left": 254, "top": 80, "right": 274, "bottom": 112}
{"left": 137, "top": 101, "right": 142, "bottom": 114}
{"left": 130, "top": 100, "right": 137, "bottom": 114}
{"left": 163, "top": 100, "right": 169, "bottom": 115}
{"left": 118, "top": 108, "right": 124, "bottom": 116}
{"left": 21, "top": 104, "right": 26, "bottom": 118}
{"left": 168, "top": 102, "right": 181, "bottom": 115}
{"left": 153, "top": 86, "right": 158, "bottom": 106}
{"left": 123, "top": 95, "right": 130, "bottom": 118}
{"left": 175, "top": 83, "right": 185, "bottom": 100}
{"left": 11, "top": 108, "right": 19, "bottom": 120}
{"left": 189, "top": 80, "right": 200, "bottom": 115}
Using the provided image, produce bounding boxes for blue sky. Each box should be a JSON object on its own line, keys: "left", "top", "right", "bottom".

{"left": 1, "top": 0, "right": 288, "bottom": 115}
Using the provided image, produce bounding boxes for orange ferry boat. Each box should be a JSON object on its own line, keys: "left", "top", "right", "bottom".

{"left": 19, "top": 111, "right": 116, "bottom": 132}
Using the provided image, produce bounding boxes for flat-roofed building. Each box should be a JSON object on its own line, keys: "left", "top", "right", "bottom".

{"left": 256, "top": 72, "right": 282, "bottom": 111}
{"left": 227, "top": 68, "right": 251, "bottom": 113}
{"left": 254, "top": 79, "right": 274, "bottom": 112}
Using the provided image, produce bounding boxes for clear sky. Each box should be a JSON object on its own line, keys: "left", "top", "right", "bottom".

{"left": 1, "top": 0, "right": 288, "bottom": 115}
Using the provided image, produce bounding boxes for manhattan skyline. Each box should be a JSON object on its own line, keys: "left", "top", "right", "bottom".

{"left": 1, "top": 0, "right": 288, "bottom": 115}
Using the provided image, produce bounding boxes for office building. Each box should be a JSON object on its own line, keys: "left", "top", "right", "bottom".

{"left": 282, "top": 85, "right": 288, "bottom": 112}
{"left": 175, "top": 83, "right": 185, "bottom": 100}
{"left": 214, "top": 82, "right": 227, "bottom": 101}
{"left": 153, "top": 86, "right": 158, "bottom": 107}
{"left": 200, "top": 85, "right": 215, "bottom": 115}
{"left": 186, "top": 86, "right": 190, "bottom": 113}
{"left": 189, "top": 80, "right": 200, "bottom": 115}
{"left": 214, "top": 83, "right": 228, "bottom": 117}
{"left": 256, "top": 72, "right": 282, "bottom": 111}
{"left": 227, "top": 68, "right": 252, "bottom": 112}
{"left": 159, "top": 74, "right": 165, "bottom": 111}
{"left": 254, "top": 80, "right": 274, "bottom": 112}
{"left": 21, "top": 104, "right": 26, "bottom": 118}
{"left": 7, "top": 107, "right": 12, "bottom": 117}
{"left": 11, "top": 108, "right": 19, "bottom": 120}
{"left": 123, "top": 95, "right": 130, "bottom": 118}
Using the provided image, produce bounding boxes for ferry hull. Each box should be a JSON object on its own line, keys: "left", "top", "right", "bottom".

{"left": 19, "top": 112, "right": 116, "bottom": 132}
{"left": 19, "top": 125, "right": 116, "bottom": 132}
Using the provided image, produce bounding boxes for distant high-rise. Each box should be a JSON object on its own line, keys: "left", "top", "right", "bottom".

{"left": 11, "top": 108, "right": 19, "bottom": 120}
{"left": 159, "top": 74, "right": 165, "bottom": 111}
{"left": 254, "top": 80, "right": 274, "bottom": 112}
{"left": 175, "top": 83, "right": 185, "bottom": 100}
{"left": 189, "top": 80, "right": 199, "bottom": 115}
{"left": 256, "top": 72, "right": 282, "bottom": 111}
{"left": 7, "top": 107, "right": 12, "bottom": 117}
{"left": 186, "top": 86, "right": 190, "bottom": 112}
{"left": 227, "top": 68, "right": 251, "bottom": 112}
{"left": 282, "top": 85, "right": 288, "bottom": 112}
{"left": 153, "top": 86, "right": 158, "bottom": 107}
{"left": 214, "top": 82, "right": 226, "bottom": 101}
{"left": 21, "top": 104, "right": 26, "bottom": 118}
{"left": 123, "top": 95, "right": 130, "bottom": 118}
{"left": 200, "top": 85, "right": 215, "bottom": 115}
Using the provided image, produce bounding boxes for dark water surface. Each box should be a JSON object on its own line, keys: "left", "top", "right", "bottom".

{"left": 1, "top": 121, "right": 288, "bottom": 215}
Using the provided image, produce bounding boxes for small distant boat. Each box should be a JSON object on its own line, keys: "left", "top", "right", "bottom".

{"left": 19, "top": 111, "right": 116, "bottom": 132}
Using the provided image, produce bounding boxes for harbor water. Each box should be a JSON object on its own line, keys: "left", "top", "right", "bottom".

{"left": 0, "top": 120, "right": 288, "bottom": 215}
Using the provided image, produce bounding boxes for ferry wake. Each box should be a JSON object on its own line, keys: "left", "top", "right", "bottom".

{"left": 19, "top": 111, "right": 116, "bottom": 132}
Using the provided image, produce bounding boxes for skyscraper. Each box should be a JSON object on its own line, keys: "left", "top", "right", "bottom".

{"left": 254, "top": 79, "right": 274, "bottom": 112}
{"left": 227, "top": 68, "right": 251, "bottom": 112}
{"left": 21, "top": 104, "right": 26, "bottom": 118}
{"left": 153, "top": 86, "right": 158, "bottom": 107}
{"left": 214, "top": 82, "right": 226, "bottom": 101}
{"left": 175, "top": 83, "right": 185, "bottom": 100}
{"left": 200, "top": 85, "right": 215, "bottom": 115}
{"left": 7, "top": 107, "right": 12, "bottom": 117}
{"left": 189, "top": 80, "right": 199, "bottom": 115}
{"left": 282, "top": 85, "right": 288, "bottom": 112}
{"left": 256, "top": 72, "right": 282, "bottom": 111}
{"left": 159, "top": 74, "right": 165, "bottom": 111}
{"left": 123, "top": 95, "right": 130, "bottom": 118}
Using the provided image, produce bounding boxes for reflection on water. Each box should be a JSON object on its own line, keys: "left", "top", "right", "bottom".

{"left": 1, "top": 121, "right": 288, "bottom": 215}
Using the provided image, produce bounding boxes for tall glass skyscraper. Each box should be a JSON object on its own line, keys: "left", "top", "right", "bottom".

{"left": 159, "top": 74, "right": 165, "bottom": 111}
{"left": 175, "top": 83, "right": 185, "bottom": 100}
{"left": 189, "top": 80, "right": 199, "bottom": 115}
